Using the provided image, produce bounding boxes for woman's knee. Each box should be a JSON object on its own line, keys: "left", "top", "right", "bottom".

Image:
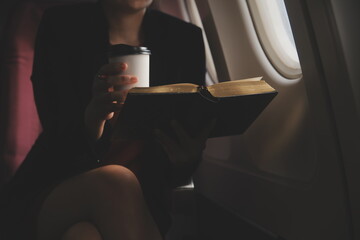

{"left": 61, "top": 221, "right": 102, "bottom": 240}
{"left": 42, "top": 165, "right": 140, "bottom": 210}
{"left": 87, "top": 165, "right": 141, "bottom": 193}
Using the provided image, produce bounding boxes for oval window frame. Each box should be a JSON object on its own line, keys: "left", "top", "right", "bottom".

{"left": 247, "top": 0, "right": 302, "bottom": 79}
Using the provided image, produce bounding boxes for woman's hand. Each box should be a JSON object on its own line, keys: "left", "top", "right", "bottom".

{"left": 154, "top": 119, "right": 216, "bottom": 187}
{"left": 85, "top": 62, "right": 137, "bottom": 141}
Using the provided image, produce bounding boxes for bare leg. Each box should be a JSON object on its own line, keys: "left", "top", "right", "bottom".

{"left": 61, "top": 222, "right": 102, "bottom": 240}
{"left": 37, "top": 165, "right": 162, "bottom": 240}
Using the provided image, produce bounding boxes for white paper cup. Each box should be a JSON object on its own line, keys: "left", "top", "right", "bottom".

{"left": 108, "top": 44, "right": 151, "bottom": 90}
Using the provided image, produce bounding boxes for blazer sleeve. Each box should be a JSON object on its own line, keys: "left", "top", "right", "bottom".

{"left": 181, "top": 26, "right": 206, "bottom": 86}
{"left": 30, "top": 10, "right": 99, "bottom": 173}
{"left": 31, "top": 10, "right": 58, "bottom": 132}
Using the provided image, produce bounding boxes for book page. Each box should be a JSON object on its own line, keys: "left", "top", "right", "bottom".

{"left": 129, "top": 83, "right": 199, "bottom": 94}
{"left": 207, "top": 77, "right": 276, "bottom": 97}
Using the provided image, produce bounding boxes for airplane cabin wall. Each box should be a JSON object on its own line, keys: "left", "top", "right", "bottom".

{"left": 330, "top": 0, "right": 360, "bottom": 116}
{"left": 326, "top": 2, "right": 360, "bottom": 235}
{"left": 194, "top": 0, "right": 360, "bottom": 239}
{"left": 292, "top": 0, "right": 360, "bottom": 238}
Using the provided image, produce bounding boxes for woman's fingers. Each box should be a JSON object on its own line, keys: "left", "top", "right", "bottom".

{"left": 112, "top": 75, "right": 138, "bottom": 91}
{"left": 93, "top": 75, "right": 138, "bottom": 93}
{"left": 97, "top": 62, "right": 127, "bottom": 76}
{"left": 93, "top": 62, "right": 137, "bottom": 93}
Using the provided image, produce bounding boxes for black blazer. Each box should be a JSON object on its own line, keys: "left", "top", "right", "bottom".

{"left": 3, "top": 2, "right": 205, "bottom": 237}
{"left": 14, "top": 1, "right": 205, "bottom": 179}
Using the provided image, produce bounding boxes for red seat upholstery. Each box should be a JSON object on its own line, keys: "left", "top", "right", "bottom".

{"left": 0, "top": 1, "right": 47, "bottom": 187}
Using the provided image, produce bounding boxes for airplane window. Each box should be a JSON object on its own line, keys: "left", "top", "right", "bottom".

{"left": 247, "top": 0, "right": 302, "bottom": 79}
{"left": 183, "top": 0, "right": 219, "bottom": 85}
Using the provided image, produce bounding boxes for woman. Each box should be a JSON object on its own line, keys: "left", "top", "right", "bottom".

{"left": 0, "top": 0, "right": 210, "bottom": 239}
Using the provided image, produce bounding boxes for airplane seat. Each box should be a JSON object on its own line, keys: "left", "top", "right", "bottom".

{"left": 0, "top": 0, "right": 49, "bottom": 188}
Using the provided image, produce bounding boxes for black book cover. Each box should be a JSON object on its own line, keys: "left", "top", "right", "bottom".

{"left": 113, "top": 87, "right": 277, "bottom": 139}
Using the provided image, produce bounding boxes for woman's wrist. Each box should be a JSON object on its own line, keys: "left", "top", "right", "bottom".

{"left": 84, "top": 105, "right": 107, "bottom": 142}
{"left": 85, "top": 119, "right": 105, "bottom": 141}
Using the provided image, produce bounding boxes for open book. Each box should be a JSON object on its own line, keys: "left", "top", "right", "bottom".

{"left": 114, "top": 77, "right": 277, "bottom": 139}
